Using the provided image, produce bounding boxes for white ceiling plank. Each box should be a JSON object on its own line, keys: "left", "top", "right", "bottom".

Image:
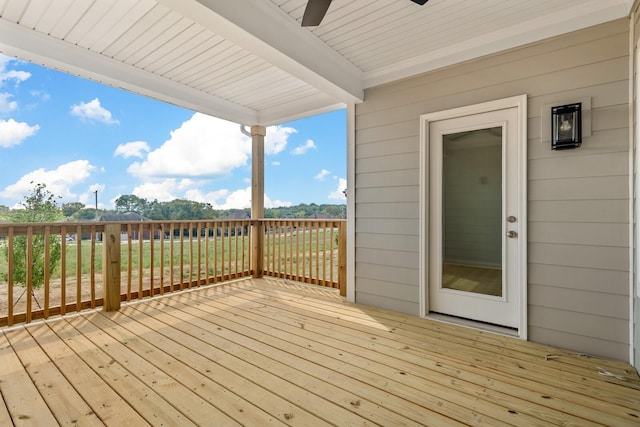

{"left": 198, "top": 58, "right": 269, "bottom": 92}
{"left": 150, "top": 33, "right": 221, "bottom": 76}
{"left": 157, "top": 0, "right": 364, "bottom": 103}
{"left": 19, "top": 0, "right": 52, "bottom": 29}
{"left": 0, "top": 18, "right": 258, "bottom": 124}
{"left": 49, "top": 0, "right": 93, "bottom": 40}
{"left": 258, "top": 94, "right": 344, "bottom": 127}
{"left": 1, "top": 0, "right": 28, "bottom": 22}
{"left": 136, "top": 24, "right": 205, "bottom": 70}
{"left": 88, "top": 0, "right": 156, "bottom": 53}
{"left": 119, "top": 12, "right": 186, "bottom": 64}
{"left": 101, "top": 4, "right": 170, "bottom": 58}
{"left": 89, "top": 2, "right": 156, "bottom": 53}
{"left": 165, "top": 38, "right": 235, "bottom": 81}
{"left": 62, "top": 0, "right": 117, "bottom": 44}
{"left": 31, "top": 0, "right": 74, "bottom": 34}
{"left": 127, "top": 18, "right": 195, "bottom": 68}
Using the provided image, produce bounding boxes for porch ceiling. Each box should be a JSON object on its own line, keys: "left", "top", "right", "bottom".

{"left": 0, "top": 0, "right": 632, "bottom": 125}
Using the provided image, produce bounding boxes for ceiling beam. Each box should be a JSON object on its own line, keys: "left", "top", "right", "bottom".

{"left": 158, "top": 0, "right": 364, "bottom": 104}
{"left": 0, "top": 19, "right": 259, "bottom": 125}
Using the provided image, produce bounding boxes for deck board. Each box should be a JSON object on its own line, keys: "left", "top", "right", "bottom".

{"left": 1, "top": 277, "right": 639, "bottom": 426}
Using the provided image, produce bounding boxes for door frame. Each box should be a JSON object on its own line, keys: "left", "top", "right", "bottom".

{"left": 418, "top": 94, "right": 528, "bottom": 339}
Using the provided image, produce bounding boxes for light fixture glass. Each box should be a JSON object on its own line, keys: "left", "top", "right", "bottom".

{"left": 551, "top": 103, "right": 582, "bottom": 150}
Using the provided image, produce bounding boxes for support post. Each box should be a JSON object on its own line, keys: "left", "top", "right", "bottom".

{"left": 103, "top": 223, "right": 121, "bottom": 311}
{"left": 338, "top": 221, "right": 347, "bottom": 296}
{"left": 251, "top": 125, "right": 266, "bottom": 278}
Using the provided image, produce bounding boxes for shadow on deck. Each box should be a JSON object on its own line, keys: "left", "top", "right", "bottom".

{"left": 1, "top": 277, "right": 639, "bottom": 426}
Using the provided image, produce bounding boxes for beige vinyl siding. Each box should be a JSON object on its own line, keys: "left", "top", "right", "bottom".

{"left": 354, "top": 19, "right": 630, "bottom": 360}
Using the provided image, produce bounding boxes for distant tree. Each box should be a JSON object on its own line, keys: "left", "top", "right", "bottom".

{"left": 0, "top": 204, "right": 9, "bottom": 220}
{"left": 114, "top": 194, "right": 148, "bottom": 215}
{"left": 323, "top": 205, "right": 343, "bottom": 217}
{"left": 62, "top": 202, "right": 85, "bottom": 217}
{"left": 1, "top": 183, "right": 62, "bottom": 290}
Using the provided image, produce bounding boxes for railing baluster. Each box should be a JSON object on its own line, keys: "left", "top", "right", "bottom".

{"left": 301, "top": 222, "right": 306, "bottom": 280}
{"left": 329, "top": 223, "right": 337, "bottom": 288}
{"left": 234, "top": 222, "right": 239, "bottom": 278}
{"left": 127, "top": 224, "right": 133, "bottom": 301}
{"left": 26, "top": 227, "right": 33, "bottom": 323}
{"left": 213, "top": 223, "right": 218, "bottom": 283}
{"left": 149, "top": 223, "right": 155, "bottom": 295}
{"left": 179, "top": 224, "right": 184, "bottom": 290}
{"left": 138, "top": 223, "right": 144, "bottom": 298}
{"left": 44, "top": 226, "right": 51, "bottom": 318}
{"left": 159, "top": 223, "right": 165, "bottom": 295}
{"left": 90, "top": 225, "right": 96, "bottom": 307}
{"left": 7, "top": 227, "right": 14, "bottom": 326}
{"left": 76, "top": 225, "right": 82, "bottom": 312}
{"left": 60, "top": 225, "right": 66, "bottom": 315}
{"left": 170, "top": 224, "right": 175, "bottom": 292}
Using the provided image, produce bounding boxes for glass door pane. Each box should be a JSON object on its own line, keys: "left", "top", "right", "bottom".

{"left": 441, "top": 127, "right": 502, "bottom": 297}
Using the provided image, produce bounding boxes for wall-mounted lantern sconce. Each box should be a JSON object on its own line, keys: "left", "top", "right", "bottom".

{"left": 551, "top": 102, "right": 582, "bottom": 150}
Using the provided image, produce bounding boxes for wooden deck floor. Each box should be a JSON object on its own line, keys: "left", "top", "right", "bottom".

{"left": 1, "top": 278, "right": 639, "bottom": 426}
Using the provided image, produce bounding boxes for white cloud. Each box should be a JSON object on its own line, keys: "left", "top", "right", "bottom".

{"left": 314, "top": 169, "right": 330, "bottom": 180}
{"left": 265, "top": 125, "right": 295, "bottom": 155}
{"left": 185, "top": 188, "right": 229, "bottom": 203}
{"left": 272, "top": 161, "right": 281, "bottom": 166}
{"left": 128, "top": 112, "right": 296, "bottom": 180}
{"left": 208, "top": 186, "right": 291, "bottom": 210}
{"left": 30, "top": 90, "right": 50, "bottom": 102}
{"left": 0, "top": 93, "right": 17, "bottom": 113}
{"left": 131, "top": 178, "right": 201, "bottom": 202}
{"left": 328, "top": 178, "right": 347, "bottom": 200}
{"left": 291, "top": 139, "right": 317, "bottom": 155}
{"left": 114, "top": 141, "right": 150, "bottom": 159}
{"left": 0, "top": 54, "right": 30, "bottom": 85}
{"left": 0, "top": 160, "right": 95, "bottom": 202}
{"left": 0, "top": 119, "right": 39, "bottom": 148}
{"left": 70, "top": 98, "right": 119, "bottom": 124}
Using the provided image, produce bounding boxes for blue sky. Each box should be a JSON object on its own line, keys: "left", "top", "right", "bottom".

{"left": 0, "top": 54, "right": 347, "bottom": 210}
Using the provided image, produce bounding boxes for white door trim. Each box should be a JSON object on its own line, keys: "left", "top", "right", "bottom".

{"left": 418, "top": 94, "right": 528, "bottom": 339}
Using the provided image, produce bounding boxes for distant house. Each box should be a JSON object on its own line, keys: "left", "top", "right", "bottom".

{"left": 224, "top": 210, "right": 250, "bottom": 220}
{"left": 309, "top": 213, "right": 332, "bottom": 220}
{"left": 96, "top": 212, "right": 157, "bottom": 240}
{"left": 223, "top": 210, "right": 250, "bottom": 236}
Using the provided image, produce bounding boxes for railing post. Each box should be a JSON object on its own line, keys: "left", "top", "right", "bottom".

{"left": 338, "top": 221, "right": 347, "bottom": 296}
{"left": 103, "top": 223, "right": 121, "bottom": 311}
{"left": 252, "top": 220, "right": 264, "bottom": 278}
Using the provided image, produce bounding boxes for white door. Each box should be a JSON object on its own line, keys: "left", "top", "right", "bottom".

{"left": 424, "top": 100, "right": 526, "bottom": 331}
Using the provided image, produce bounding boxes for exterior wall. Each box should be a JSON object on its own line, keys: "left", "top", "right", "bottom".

{"left": 354, "top": 19, "right": 631, "bottom": 361}
{"left": 633, "top": 2, "right": 640, "bottom": 368}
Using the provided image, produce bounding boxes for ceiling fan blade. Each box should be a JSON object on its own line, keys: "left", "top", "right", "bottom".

{"left": 302, "top": 0, "right": 332, "bottom": 27}
{"left": 411, "top": 0, "right": 429, "bottom": 4}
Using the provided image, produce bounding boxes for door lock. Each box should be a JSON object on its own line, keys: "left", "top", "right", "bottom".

{"left": 506, "top": 230, "right": 518, "bottom": 238}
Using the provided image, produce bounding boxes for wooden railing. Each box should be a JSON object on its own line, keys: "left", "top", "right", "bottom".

{"left": 262, "top": 220, "right": 345, "bottom": 289}
{"left": 0, "top": 219, "right": 345, "bottom": 326}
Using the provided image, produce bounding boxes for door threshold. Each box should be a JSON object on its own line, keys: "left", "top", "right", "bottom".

{"left": 427, "top": 312, "right": 520, "bottom": 338}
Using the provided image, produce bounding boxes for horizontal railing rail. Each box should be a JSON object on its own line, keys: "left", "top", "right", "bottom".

{"left": 0, "top": 218, "right": 345, "bottom": 327}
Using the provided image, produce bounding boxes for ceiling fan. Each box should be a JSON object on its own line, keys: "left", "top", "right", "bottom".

{"left": 302, "top": 0, "right": 428, "bottom": 27}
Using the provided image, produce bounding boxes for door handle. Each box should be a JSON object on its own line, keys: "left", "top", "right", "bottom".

{"left": 506, "top": 230, "right": 518, "bottom": 238}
